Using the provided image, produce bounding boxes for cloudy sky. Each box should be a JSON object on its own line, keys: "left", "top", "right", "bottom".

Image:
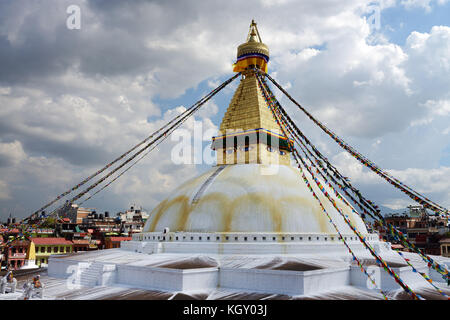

{"left": 0, "top": 0, "right": 449, "bottom": 220}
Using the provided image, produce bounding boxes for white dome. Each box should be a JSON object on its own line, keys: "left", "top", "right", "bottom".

{"left": 143, "top": 164, "right": 368, "bottom": 235}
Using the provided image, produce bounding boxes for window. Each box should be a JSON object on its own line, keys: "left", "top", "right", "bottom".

{"left": 216, "top": 236, "right": 220, "bottom": 240}
{"left": 280, "top": 150, "right": 286, "bottom": 156}
{"left": 235, "top": 237, "right": 238, "bottom": 241}
{"left": 225, "top": 236, "right": 229, "bottom": 240}
{"left": 207, "top": 237, "right": 210, "bottom": 241}
{"left": 253, "top": 237, "right": 257, "bottom": 241}
{"left": 244, "top": 237, "right": 248, "bottom": 241}
{"left": 272, "top": 237, "right": 276, "bottom": 241}
{"left": 308, "top": 237, "right": 311, "bottom": 241}
{"left": 190, "top": 236, "right": 194, "bottom": 240}
{"left": 47, "top": 247, "right": 51, "bottom": 253}
{"left": 291, "top": 237, "right": 294, "bottom": 241}
{"left": 198, "top": 237, "right": 202, "bottom": 240}
{"left": 282, "top": 237, "right": 285, "bottom": 241}
{"left": 262, "top": 237, "right": 266, "bottom": 240}
{"left": 176, "top": 237, "right": 179, "bottom": 241}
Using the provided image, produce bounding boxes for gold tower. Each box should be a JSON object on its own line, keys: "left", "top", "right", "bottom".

{"left": 212, "top": 20, "right": 292, "bottom": 166}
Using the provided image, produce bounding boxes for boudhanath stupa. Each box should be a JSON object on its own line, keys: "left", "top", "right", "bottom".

{"left": 5, "top": 21, "right": 449, "bottom": 300}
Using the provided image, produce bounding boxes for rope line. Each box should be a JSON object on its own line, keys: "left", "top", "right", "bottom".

{"left": 25, "top": 95, "right": 202, "bottom": 222}
{"left": 39, "top": 73, "right": 240, "bottom": 219}
{"left": 256, "top": 71, "right": 423, "bottom": 300}
{"left": 263, "top": 83, "right": 449, "bottom": 298}
{"left": 258, "top": 70, "right": 450, "bottom": 283}
{"left": 262, "top": 71, "right": 448, "bottom": 216}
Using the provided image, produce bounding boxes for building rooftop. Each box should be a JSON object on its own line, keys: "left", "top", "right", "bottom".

{"left": 108, "top": 237, "right": 132, "bottom": 242}
{"left": 9, "top": 239, "right": 30, "bottom": 246}
{"left": 72, "top": 239, "right": 90, "bottom": 245}
{"left": 31, "top": 237, "right": 72, "bottom": 245}
{"left": 0, "top": 228, "right": 20, "bottom": 233}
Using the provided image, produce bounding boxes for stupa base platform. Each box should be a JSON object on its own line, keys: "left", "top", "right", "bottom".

{"left": 38, "top": 243, "right": 450, "bottom": 300}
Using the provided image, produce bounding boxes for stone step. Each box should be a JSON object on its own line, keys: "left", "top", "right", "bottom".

{"left": 75, "top": 263, "right": 105, "bottom": 287}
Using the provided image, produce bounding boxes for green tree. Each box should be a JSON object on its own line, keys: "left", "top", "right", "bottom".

{"left": 40, "top": 217, "right": 57, "bottom": 229}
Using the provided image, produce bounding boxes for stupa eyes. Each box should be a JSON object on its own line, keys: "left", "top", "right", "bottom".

{"left": 225, "top": 149, "right": 234, "bottom": 155}
{"left": 240, "top": 146, "right": 254, "bottom": 152}
{"left": 267, "top": 146, "right": 285, "bottom": 155}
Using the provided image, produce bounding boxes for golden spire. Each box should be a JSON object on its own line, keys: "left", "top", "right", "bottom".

{"left": 212, "top": 21, "right": 291, "bottom": 166}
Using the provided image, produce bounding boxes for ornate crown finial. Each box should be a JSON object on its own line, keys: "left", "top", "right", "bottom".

{"left": 234, "top": 20, "right": 269, "bottom": 73}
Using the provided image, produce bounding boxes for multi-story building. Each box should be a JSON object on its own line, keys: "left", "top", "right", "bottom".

{"left": 121, "top": 221, "right": 145, "bottom": 236}
{"left": 31, "top": 237, "right": 73, "bottom": 267}
{"left": 58, "top": 203, "right": 93, "bottom": 224}
{"left": 81, "top": 211, "right": 121, "bottom": 249}
{"left": 117, "top": 206, "right": 149, "bottom": 223}
{"left": 440, "top": 238, "right": 450, "bottom": 258}
{"left": 72, "top": 239, "right": 91, "bottom": 253}
{"left": 104, "top": 237, "right": 132, "bottom": 249}
{"left": 117, "top": 206, "right": 148, "bottom": 236}
{"left": 377, "top": 205, "right": 449, "bottom": 255}
{"left": 6, "top": 239, "right": 29, "bottom": 269}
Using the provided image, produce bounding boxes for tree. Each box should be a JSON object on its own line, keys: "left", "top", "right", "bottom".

{"left": 40, "top": 217, "right": 57, "bottom": 229}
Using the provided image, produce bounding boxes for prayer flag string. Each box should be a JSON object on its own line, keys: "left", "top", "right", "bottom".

{"left": 256, "top": 71, "right": 423, "bottom": 300}
{"left": 257, "top": 69, "right": 450, "bottom": 284}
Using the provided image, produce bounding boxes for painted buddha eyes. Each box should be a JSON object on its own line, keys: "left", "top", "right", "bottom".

{"left": 267, "top": 146, "right": 286, "bottom": 155}
{"left": 225, "top": 146, "right": 285, "bottom": 154}
{"left": 240, "top": 146, "right": 254, "bottom": 152}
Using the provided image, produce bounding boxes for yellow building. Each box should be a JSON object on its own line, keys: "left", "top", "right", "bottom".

{"left": 31, "top": 237, "right": 73, "bottom": 267}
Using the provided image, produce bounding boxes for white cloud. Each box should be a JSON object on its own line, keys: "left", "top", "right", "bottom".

{"left": 0, "top": 140, "right": 26, "bottom": 166}
{"left": 0, "top": 180, "right": 11, "bottom": 200}
{"left": 1, "top": 0, "right": 449, "bottom": 219}
{"left": 423, "top": 99, "right": 450, "bottom": 116}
